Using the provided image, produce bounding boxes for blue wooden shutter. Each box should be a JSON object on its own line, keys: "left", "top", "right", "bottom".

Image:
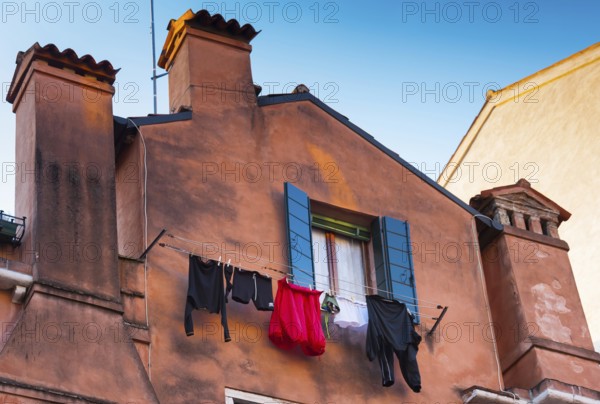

{"left": 284, "top": 182, "right": 315, "bottom": 287}
{"left": 372, "top": 216, "right": 419, "bottom": 322}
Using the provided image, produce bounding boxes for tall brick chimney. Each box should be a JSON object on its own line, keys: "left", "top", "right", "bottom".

{"left": 158, "top": 9, "right": 260, "bottom": 113}
{"left": 6, "top": 43, "right": 121, "bottom": 299}
{"left": 471, "top": 179, "right": 600, "bottom": 393}
{"left": 1, "top": 43, "right": 158, "bottom": 402}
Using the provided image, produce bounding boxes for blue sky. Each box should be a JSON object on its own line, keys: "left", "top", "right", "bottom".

{"left": 0, "top": 0, "right": 598, "bottom": 214}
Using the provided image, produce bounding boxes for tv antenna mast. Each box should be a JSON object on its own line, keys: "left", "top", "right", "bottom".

{"left": 150, "top": 0, "right": 161, "bottom": 114}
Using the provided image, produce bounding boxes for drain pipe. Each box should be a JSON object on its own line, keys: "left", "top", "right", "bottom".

{"left": 0, "top": 266, "right": 33, "bottom": 304}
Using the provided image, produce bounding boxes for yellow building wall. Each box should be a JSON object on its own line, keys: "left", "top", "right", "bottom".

{"left": 440, "top": 43, "right": 600, "bottom": 351}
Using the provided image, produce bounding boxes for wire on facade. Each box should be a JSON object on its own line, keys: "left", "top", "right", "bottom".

{"left": 163, "top": 233, "right": 446, "bottom": 312}
{"left": 159, "top": 242, "right": 293, "bottom": 279}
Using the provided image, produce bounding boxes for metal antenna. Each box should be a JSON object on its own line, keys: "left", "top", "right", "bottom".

{"left": 150, "top": 0, "right": 157, "bottom": 114}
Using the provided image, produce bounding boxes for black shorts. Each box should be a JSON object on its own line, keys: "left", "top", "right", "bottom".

{"left": 231, "top": 268, "right": 274, "bottom": 311}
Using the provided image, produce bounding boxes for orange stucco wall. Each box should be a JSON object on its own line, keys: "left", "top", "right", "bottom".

{"left": 113, "top": 59, "right": 507, "bottom": 400}
{"left": 481, "top": 229, "right": 598, "bottom": 391}
{"left": 501, "top": 233, "right": 592, "bottom": 351}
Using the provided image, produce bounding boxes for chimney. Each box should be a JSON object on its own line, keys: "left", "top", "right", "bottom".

{"left": 158, "top": 9, "right": 260, "bottom": 113}
{"left": 1, "top": 43, "right": 158, "bottom": 402}
{"left": 6, "top": 43, "right": 121, "bottom": 299}
{"left": 471, "top": 179, "right": 600, "bottom": 392}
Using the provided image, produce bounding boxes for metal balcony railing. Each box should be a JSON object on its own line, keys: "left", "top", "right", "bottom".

{"left": 0, "top": 211, "right": 26, "bottom": 246}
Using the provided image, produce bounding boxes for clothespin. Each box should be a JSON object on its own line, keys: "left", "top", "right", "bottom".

{"left": 227, "top": 259, "right": 231, "bottom": 268}
{"left": 351, "top": 295, "right": 355, "bottom": 303}
{"left": 218, "top": 256, "right": 222, "bottom": 265}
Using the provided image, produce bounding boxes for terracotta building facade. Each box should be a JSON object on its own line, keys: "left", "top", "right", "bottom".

{"left": 0, "top": 9, "right": 598, "bottom": 403}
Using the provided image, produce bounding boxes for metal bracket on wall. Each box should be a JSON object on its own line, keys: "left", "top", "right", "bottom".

{"left": 427, "top": 306, "right": 449, "bottom": 336}
{"left": 139, "top": 229, "right": 167, "bottom": 260}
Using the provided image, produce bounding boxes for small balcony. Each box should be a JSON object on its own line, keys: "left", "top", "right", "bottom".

{"left": 0, "top": 211, "right": 26, "bottom": 246}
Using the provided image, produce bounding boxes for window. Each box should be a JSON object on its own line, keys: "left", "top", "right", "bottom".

{"left": 284, "top": 183, "right": 420, "bottom": 322}
{"left": 225, "top": 388, "right": 297, "bottom": 404}
{"left": 312, "top": 226, "right": 368, "bottom": 303}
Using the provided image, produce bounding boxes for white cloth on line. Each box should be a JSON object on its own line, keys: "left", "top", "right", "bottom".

{"left": 334, "top": 295, "right": 368, "bottom": 328}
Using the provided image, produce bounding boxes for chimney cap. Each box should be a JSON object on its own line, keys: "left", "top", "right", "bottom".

{"left": 6, "top": 42, "right": 119, "bottom": 104}
{"left": 158, "top": 9, "right": 260, "bottom": 69}
{"left": 292, "top": 84, "right": 311, "bottom": 94}
{"left": 470, "top": 178, "right": 571, "bottom": 223}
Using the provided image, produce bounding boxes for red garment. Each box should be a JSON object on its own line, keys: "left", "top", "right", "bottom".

{"left": 269, "top": 278, "right": 325, "bottom": 356}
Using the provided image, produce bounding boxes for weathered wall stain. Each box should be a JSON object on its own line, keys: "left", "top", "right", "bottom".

{"left": 532, "top": 283, "right": 571, "bottom": 343}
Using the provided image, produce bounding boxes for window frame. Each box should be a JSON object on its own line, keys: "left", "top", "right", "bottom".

{"left": 283, "top": 182, "right": 419, "bottom": 323}
{"left": 311, "top": 213, "right": 371, "bottom": 241}
{"left": 311, "top": 226, "right": 372, "bottom": 299}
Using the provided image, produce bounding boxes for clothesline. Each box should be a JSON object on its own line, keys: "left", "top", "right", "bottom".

{"left": 311, "top": 270, "right": 439, "bottom": 310}
{"left": 314, "top": 279, "right": 427, "bottom": 311}
{"left": 159, "top": 242, "right": 292, "bottom": 278}
{"left": 169, "top": 233, "right": 437, "bottom": 305}
{"left": 164, "top": 233, "right": 445, "bottom": 311}
{"left": 167, "top": 233, "right": 443, "bottom": 308}
{"left": 169, "top": 233, "right": 309, "bottom": 275}
{"left": 161, "top": 242, "right": 442, "bottom": 320}
{"left": 313, "top": 278, "right": 438, "bottom": 310}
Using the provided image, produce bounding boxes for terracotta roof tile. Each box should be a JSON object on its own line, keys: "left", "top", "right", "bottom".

{"left": 7, "top": 42, "right": 118, "bottom": 103}
{"left": 168, "top": 9, "right": 259, "bottom": 43}
{"left": 158, "top": 9, "right": 260, "bottom": 69}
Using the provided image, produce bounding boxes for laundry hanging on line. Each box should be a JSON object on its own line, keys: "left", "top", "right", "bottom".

{"left": 185, "top": 255, "right": 231, "bottom": 342}
{"left": 320, "top": 293, "right": 340, "bottom": 339}
{"left": 184, "top": 253, "right": 278, "bottom": 342}
{"left": 334, "top": 295, "right": 369, "bottom": 329}
{"left": 366, "top": 295, "right": 422, "bottom": 392}
{"left": 166, "top": 233, "right": 446, "bottom": 317}
{"left": 169, "top": 239, "right": 425, "bottom": 391}
{"left": 167, "top": 237, "right": 441, "bottom": 338}
{"left": 227, "top": 267, "right": 275, "bottom": 311}
{"left": 269, "top": 278, "right": 326, "bottom": 356}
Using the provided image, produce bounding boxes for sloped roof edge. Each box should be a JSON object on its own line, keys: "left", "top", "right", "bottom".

{"left": 113, "top": 111, "right": 193, "bottom": 156}
{"left": 488, "top": 42, "right": 600, "bottom": 106}
{"left": 258, "top": 93, "right": 496, "bottom": 224}
{"left": 438, "top": 41, "right": 600, "bottom": 186}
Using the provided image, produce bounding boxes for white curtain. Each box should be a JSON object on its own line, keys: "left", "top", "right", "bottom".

{"left": 334, "top": 235, "right": 366, "bottom": 303}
